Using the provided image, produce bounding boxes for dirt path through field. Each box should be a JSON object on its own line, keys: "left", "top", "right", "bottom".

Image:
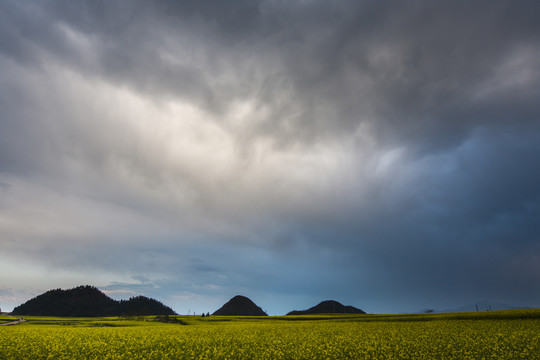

{"left": 0, "top": 318, "right": 26, "bottom": 326}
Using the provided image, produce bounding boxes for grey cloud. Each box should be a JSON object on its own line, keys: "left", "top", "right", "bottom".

{"left": 3, "top": 0, "right": 539, "bottom": 153}
{"left": 279, "top": 127, "right": 540, "bottom": 310}
{"left": 1, "top": 0, "right": 265, "bottom": 114}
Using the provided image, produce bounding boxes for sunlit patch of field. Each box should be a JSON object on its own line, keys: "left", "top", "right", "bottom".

{"left": 1, "top": 310, "right": 540, "bottom": 359}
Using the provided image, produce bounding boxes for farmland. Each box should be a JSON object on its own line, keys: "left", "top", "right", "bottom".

{"left": 1, "top": 310, "right": 539, "bottom": 359}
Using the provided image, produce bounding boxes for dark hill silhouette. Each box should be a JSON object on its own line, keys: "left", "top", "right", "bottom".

{"left": 11, "top": 285, "right": 176, "bottom": 317}
{"left": 213, "top": 295, "right": 267, "bottom": 316}
{"left": 118, "top": 295, "right": 175, "bottom": 316}
{"left": 287, "top": 300, "right": 366, "bottom": 315}
{"left": 11, "top": 286, "right": 117, "bottom": 316}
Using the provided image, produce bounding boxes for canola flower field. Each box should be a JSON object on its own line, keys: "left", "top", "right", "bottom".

{"left": 1, "top": 310, "right": 540, "bottom": 359}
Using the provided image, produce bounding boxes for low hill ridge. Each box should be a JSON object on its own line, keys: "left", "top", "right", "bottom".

{"left": 11, "top": 285, "right": 176, "bottom": 317}
{"left": 287, "top": 300, "right": 366, "bottom": 315}
{"left": 213, "top": 295, "right": 267, "bottom": 316}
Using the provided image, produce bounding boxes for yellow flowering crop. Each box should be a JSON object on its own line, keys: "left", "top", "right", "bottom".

{"left": 1, "top": 311, "right": 539, "bottom": 359}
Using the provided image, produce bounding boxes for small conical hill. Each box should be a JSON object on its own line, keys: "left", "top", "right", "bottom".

{"left": 287, "top": 300, "right": 365, "bottom": 315}
{"left": 212, "top": 295, "right": 267, "bottom": 316}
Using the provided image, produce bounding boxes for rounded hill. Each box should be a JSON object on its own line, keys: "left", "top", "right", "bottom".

{"left": 11, "top": 285, "right": 176, "bottom": 317}
{"left": 287, "top": 300, "right": 365, "bottom": 315}
{"left": 213, "top": 295, "right": 267, "bottom": 316}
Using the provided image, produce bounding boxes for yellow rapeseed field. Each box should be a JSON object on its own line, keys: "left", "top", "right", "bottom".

{"left": 1, "top": 310, "right": 539, "bottom": 359}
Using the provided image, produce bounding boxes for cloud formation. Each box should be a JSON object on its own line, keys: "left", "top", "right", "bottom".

{"left": 1, "top": 0, "right": 539, "bottom": 314}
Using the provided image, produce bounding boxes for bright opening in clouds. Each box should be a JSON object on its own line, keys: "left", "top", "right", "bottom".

{"left": 1, "top": 0, "right": 539, "bottom": 315}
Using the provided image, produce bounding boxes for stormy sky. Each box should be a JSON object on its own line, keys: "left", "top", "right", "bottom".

{"left": 1, "top": 0, "right": 539, "bottom": 315}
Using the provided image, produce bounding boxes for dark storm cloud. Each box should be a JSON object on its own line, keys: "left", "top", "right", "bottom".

{"left": 2, "top": 0, "right": 539, "bottom": 149}
{"left": 273, "top": 127, "right": 540, "bottom": 310}
{"left": 0, "top": 0, "right": 267, "bottom": 117}
{"left": 1, "top": 0, "right": 539, "bottom": 313}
